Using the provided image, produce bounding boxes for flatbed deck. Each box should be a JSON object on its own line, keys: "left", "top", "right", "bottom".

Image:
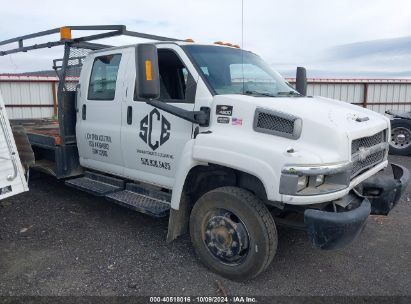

{"left": 10, "top": 119, "right": 61, "bottom": 146}
{"left": 10, "top": 118, "right": 81, "bottom": 179}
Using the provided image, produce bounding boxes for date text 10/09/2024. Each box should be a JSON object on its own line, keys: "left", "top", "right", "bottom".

{"left": 149, "top": 296, "right": 257, "bottom": 303}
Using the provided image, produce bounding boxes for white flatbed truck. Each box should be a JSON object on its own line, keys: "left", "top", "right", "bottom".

{"left": 0, "top": 25, "right": 409, "bottom": 280}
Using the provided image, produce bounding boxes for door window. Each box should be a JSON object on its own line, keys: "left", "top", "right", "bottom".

{"left": 88, "top": 54, "right": 122, "bottom": 100}
{"left": 134, "top": 49, "right": 195, "bottom": 103}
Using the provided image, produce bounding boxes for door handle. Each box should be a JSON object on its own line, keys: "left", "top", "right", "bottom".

{"left": 127, "top": 106, "right": 133, "bottom": 125}
{"left": 82, "top": 104, "right": 87, "bottom": 120}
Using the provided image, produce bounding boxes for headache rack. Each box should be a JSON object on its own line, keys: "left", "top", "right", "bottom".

{"left": 0, "top": 25, "right": 182, "bottom": 178}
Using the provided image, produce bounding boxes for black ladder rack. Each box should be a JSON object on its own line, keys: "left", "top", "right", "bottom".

{"left": 0, "top": 25, "right": 182, "bottom": 56}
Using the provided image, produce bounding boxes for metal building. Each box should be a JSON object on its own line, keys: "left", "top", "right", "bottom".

{"left": 0, "top": 75, "right": 58, "bottom": 119}
{"left": 1, "top": 75, "right": 411, "bottom": 120}
{"left": 288, "top": 78, "right": 411, "bottom": 114}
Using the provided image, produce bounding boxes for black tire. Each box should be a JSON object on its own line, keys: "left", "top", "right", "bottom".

{"left": 189, "top": 186, "right": 277, "bottom": 281}
{"left": 389, "top": 119, "right": 411, "bottom": 155}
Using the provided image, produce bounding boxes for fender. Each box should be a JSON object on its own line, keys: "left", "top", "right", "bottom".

{"left": 170, "top": 140, "right": 203, "bottom": 210}
{"left": 192, "top": 144, "right": 277, "bottom": 200}
{"left": 170, "top": 136, "right": 278, "bottom": 211}
{"left": 167, "top": 135, "right": 277, "bottom": 242}
{"left": 170, "top": 136, "right": 279, "bottom": 209}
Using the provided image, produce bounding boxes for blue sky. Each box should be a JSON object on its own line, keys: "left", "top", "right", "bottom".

{"left": 0, "top": 0, "right": 411, "bottom": 77}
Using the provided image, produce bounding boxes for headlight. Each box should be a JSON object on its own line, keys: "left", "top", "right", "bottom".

{"left": 280, "top": 163, "right": 351, "bottom": 196}
{"left": 315, "top": 175, "right": 325, "bottom": 187}
{"left": 297, "top": 176, "right": 308, "bottom": 191}
{"left": 296, "top": 175, "right": 324, "bottom": 192}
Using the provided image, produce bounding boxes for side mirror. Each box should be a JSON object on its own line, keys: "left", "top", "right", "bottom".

{"left": 135, "top": 44, "right": 160, "bottom": 100}
{"left": 295, "top": 66, "right": 307, "bottom": 96}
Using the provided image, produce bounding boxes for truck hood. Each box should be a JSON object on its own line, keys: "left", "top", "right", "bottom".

{"left": 211, "top": 95, "right": 390, "bottom": 163}
{"left": 213, "top": 94, "right": 389, "bottom": 138}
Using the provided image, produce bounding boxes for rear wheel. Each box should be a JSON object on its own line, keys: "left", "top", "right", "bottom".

{"left": 390, "top": 119, "right": 411, "bottom": 155}
{"left": 189, "top": 186, "right": 277, "bottom": 281}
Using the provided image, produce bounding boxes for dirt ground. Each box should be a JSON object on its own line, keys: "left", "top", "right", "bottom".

{"left": 0, "top": 155, "right": 410, "bottom": 296}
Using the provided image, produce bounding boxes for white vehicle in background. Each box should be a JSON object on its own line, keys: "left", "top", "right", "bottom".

{"left": 0, "top": 25, "right": 409, "bottom": 280}
{"left": 0, "top": 92, "right": 28, "bottom": 200}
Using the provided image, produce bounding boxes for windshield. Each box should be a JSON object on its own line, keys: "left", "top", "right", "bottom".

{"left": 183, "top": 45, "right": 298, "bottom": 97}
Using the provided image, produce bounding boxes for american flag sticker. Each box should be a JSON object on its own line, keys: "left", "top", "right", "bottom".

{"left": 232, "top": 118, "right": 243, "bottom": 126}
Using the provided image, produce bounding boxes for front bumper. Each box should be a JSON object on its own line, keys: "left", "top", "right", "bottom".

{"left": 360, "top": 163, "right": 410, "bottom": 215}
{"left": 304, "top": 163, "right": 409, "bottom": 250}
{"left": 304, "top": 194, "right": 370, "bottom": 250}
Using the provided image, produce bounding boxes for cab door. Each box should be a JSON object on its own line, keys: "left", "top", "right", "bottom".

{"left": 0, "top": 91, "right": 28, "bottom": 200}
{"left": 121, "top": 45, "right": 198, "bottom": 188}
{"left": 76, "top": 48, "right": 131, "bottom": 176}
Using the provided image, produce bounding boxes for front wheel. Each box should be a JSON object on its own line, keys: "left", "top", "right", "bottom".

{"left": 189, "top": 187, "right": 277, "bottom": 281}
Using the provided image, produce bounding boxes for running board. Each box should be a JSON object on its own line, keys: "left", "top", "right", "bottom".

{"left": 65, "top": 171, "right": 125, "bottom": 196}
{"left": 106, "top": 183, "right": 171, "bottom": 218}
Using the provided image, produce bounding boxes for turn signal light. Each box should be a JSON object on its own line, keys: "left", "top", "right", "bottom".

{"left": 185, "top": 38, "right": 194, "bottom": 42}
{"left": 145, "top": 60, "right": 152, "bottom": 81}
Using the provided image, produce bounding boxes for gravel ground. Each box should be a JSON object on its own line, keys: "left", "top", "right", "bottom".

{"left": 0, "top": 156, "right": 410, "bottom": 296}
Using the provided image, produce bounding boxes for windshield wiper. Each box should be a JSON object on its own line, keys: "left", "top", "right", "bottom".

{"left": 244, "top": 90, "right": 277, "bottom": 97}
{"left": 277, "top": 91, "right": 303, "bottom": 97}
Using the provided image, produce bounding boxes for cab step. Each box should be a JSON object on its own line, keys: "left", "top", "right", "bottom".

{"left": 106, "top": 183, "right": 171, "bottom": 218}
{"left": 65, "top": 171, "right": 125, "bottom": 196}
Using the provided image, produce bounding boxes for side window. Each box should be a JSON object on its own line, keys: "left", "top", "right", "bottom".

{"left": 157, "top": 50, "right": 194, "bottom": 102}
{"left": 88, "top": 54, "right": 122, "bottom": 100}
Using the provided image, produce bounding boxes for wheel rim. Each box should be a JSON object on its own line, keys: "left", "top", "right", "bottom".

{"left": 391, "top": 127, "right": 411, "bottom": 149}
{"left": 203, "top": 209, "right": 250, "bottom": 265}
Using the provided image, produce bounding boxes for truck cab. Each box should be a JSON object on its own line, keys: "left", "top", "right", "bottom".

{"left": 0, "top": 26, "right": 409, "bottom": 280}
{"left": 76, "top": 44, "right": 197, "bottom": 187}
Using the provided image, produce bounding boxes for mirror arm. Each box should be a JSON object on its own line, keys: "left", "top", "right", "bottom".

{"left": 146, "top": 99, "right": 210, "bottom": 127}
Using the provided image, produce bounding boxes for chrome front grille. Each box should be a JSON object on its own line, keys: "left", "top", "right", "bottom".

{"left": 351, "top": 130, "right": 387, "bottom": 179}
{"left": 351, "top": 130, "right": 385, "bottom": 155}
{"left": 351, "top": 150, "right": 385, "bottom": 178}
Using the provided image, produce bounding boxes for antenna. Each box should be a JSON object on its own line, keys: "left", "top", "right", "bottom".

{"left": 241, "top": 0, "right": 245, "bottom": 94}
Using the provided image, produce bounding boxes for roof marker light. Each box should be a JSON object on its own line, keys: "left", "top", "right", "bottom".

{"left": 60, "top": 27, "right": 72, "bottom": 40}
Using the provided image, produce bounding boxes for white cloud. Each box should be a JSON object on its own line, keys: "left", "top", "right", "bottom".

{"left": 1, "top": 0, "right": 411, "bottom": 76}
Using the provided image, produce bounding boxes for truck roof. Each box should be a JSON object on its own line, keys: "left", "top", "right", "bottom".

{"left": 87, "top": 41, "right": 242, "bottom": 56}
